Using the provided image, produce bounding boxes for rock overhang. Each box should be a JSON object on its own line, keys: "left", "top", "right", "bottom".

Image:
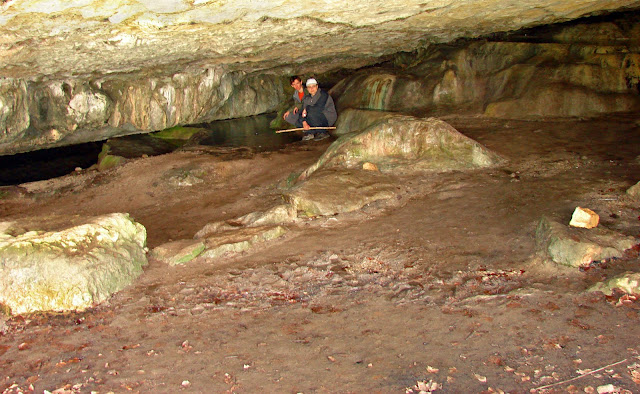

{"left": 1, "top": 1, "right": 640, "bottom": 156}
{"left": 2, "top": 0, "right": 640, "bottom": 80}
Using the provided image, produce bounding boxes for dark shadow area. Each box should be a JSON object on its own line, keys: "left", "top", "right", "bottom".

{"left": 0, "top": 142, "right": 102, "bottom": 186}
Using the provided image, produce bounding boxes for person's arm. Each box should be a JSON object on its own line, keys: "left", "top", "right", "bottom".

{"left": 323, "top": 94, "right": 338, "bottom": 126}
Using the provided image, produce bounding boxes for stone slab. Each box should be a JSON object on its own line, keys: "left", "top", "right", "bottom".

{"left": 200, "top": 226, "right": 288, "bottom": 259}
{"left": 284, "top": 169, "right": 399, "bottom": 217}
{"left": 151, "top": 239, "right": 206, "bottom": 266}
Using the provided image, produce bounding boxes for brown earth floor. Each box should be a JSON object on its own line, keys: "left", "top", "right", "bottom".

{"left": 1, "top": 113, "right": 640, "bottom": 393}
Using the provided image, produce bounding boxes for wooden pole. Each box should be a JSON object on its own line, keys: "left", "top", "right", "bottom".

{"left": 275, "top": 127, "right": 337, "bottom": 134}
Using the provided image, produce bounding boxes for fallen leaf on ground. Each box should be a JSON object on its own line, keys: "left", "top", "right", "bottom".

{"left": 474, "top": 373, "right": 487, "bottom": 383}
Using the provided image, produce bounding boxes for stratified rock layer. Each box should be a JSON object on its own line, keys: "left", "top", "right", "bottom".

{"left": 0, "top": 213, "right": 147, "bottom": 315}
{"left": 332, "top": 17, "right": 640, "bottom": 119}
{"left": 200, "top": 226, "right": 288, "bottom": 260}
{"left": 0, "top": 70, "right": 285, "bottom": 155}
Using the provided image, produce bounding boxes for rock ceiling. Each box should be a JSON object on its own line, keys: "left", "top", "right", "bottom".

{"left": 2, "top": 0, "right": 640, "bottom": 81}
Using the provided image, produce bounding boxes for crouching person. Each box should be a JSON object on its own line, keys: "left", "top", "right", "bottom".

{"left": 283, "top": 75, "right": 308, "bottom": 129}
{"left": 300, "top": 78, "right": 337, "bottom": 141}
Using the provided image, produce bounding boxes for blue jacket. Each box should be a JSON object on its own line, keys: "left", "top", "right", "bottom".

{"left": 302, "top": 88, "right": 337, "bottom": 126}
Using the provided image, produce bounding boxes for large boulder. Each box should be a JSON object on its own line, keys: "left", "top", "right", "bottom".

{"left": 0, "top": 213, "right": 147, "bottom": 315}
{"left": 299, "top": 112, "right": 503, "bottom": 180}
{"left": 535, "top": 216, "right": 636, "bottom": 268}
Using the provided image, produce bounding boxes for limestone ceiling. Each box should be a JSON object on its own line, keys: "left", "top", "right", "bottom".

{"left": 2, "top": 0, "right": 640, "bottom": 81}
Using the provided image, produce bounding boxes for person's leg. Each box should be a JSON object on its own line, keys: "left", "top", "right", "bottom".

{"left": 304, "top": 110, "right": 328, "bottom": 135}
{"left": 285, "top": 111, "right": 301, "bottom": 127}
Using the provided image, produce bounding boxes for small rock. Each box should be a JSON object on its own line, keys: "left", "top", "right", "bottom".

{"left": 362, "top": 162, "right": 379, "bottom": 171}
{"left": 590, "top": 271, "right": 640, "bottom": 295}
{"left": 569, "top": 207, "right": 599, "bottom": 229}
{"left": 596, "top": 384, "right": 616, "bottom": 394}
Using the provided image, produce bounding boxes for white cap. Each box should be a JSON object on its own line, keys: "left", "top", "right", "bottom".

{"left": 305, "top": 78, "right": 318, "bottom": 86}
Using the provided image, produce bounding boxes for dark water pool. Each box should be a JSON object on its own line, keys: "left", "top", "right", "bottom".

{"left": 0, "top": 113, "right": 299, "bottom": 186}
{"left": 191, "top": 113, "right": 299, "bottom": 151}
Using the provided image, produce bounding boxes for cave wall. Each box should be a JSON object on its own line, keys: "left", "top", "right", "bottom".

{"left": 0, "top": 69, "right": 287, "bottom": 155}
{"left": 331, "top": 14, "right": 640, "bottom": 119}
{"left": 2, "top": 4, "right": 640, "bottom": 155}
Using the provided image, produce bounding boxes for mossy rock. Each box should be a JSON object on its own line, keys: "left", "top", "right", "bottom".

{"left": 151, "top": 126, "right": 208, "bottom": 141}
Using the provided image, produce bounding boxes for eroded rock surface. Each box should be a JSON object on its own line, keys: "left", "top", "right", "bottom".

{"left": 284, "top": 169, "right": 400, "bottom": 217}
{"left": 0, "top": 213, "right": 147, "bottom": 315}
{"left": 200, "top": 226, "right": 288, "bottom": 260}
{"left": 0, "top": 71, "right": 285, "bottom": 155}
{"left": 627, "top": 181, "right": 640, "bottom": 198}
{"left": 195, "top": 205, "right": 297, "bottom": 238}
{"left": 151, "top": 239, "right": 206, "bottom": 266}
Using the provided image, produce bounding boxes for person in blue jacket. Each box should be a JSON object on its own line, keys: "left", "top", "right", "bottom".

{"left": 300, "top": 78, "right": 337, "bottom": 141}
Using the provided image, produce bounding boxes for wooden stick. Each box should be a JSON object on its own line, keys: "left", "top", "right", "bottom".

{"left": 532, "top": 358, "right": 629, "bottom": 391}
{"left": 276, "top": 127, "right": 337, "bottom": 133}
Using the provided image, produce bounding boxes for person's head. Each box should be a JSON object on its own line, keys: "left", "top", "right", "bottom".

{"left": 306, "top": 78, "right": 319, "bottom": 95}
{"left": 290, "top": 76, "right": 303, "bottom": 91}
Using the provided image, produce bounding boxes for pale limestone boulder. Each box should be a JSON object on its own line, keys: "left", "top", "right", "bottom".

{"left": 299, "top": 113, "right": 503, "bottom": 181}
{"left": 201, "top": 226, "right": 288, "bottom": 259}
{"left": 151, "top": 239, "right": 206, "bottom": 266}
{"left": 332, "top": 108, "right": 396, "bottom": 136}
{"left": 0, "top": 213, "right": 147, "bottom": 315}
{"left": 627, "top": 181, "right": 640, "bottom": 198}
{"left": 195, "top": 205, "right": 296, "bottom": 239}
{"left": 536, "top": 216, "right": 636, "bottom": 268}
{"left": 284, "top": 169, "right": 399, "bottom": 217}
{"left": 569, "top": 207, "right": 600, "bottom": 229}
{"left": 590, "top": 272, "right": 640, "bottom": 295}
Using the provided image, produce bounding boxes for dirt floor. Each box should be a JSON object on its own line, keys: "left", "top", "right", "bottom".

{"left": 1, "top": 114, "right": 640, "bottom": 393}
